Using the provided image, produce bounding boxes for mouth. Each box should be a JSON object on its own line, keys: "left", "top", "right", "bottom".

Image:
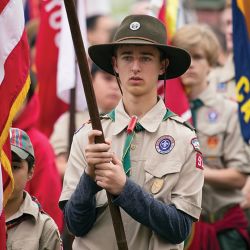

{"left": 129, "top": 76, "right": 143, "bottom": 83}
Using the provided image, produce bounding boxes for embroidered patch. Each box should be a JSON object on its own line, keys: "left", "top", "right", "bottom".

{"left": 207, "top": 136, "right": 219, "bottom": 148}
{"left": 130, "top": 21, "right": 140, "bottom": 30}
{"left": 151, "top": 178, "right": 164, "bottom": 194}
{"left": 196, "top": 152, "right": 203, "bottom": 170}
{"left": 216, "top": 82, "right": 227, "bottom": 92}
{"left": 191, "top": 137, "right": 201, "bottom": 152}
{"left": 155, "top": 135, "right": 175, "bottom": 154}
{"left": 207, "top": 110, "right": 219, "bottom": 123}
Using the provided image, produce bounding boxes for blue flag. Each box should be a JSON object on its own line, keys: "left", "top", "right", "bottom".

{"left": 233, "top": 0, "right": 250, "bottom": 144}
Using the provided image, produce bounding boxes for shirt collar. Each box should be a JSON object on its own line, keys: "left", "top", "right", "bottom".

{"left": 6, "top": 191, "right": 39, "bottom": 223}
{"left": 196, "top": 84, "right": 217, "bottom": 107}
{"left": 113, "top": 98, "right": 167, "bottom": 135}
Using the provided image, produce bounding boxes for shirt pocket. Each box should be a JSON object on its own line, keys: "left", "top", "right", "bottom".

{"left": 197, "top": 125, "right": 225, "bottom": 168}
{"left": 144, "top": 161, "right": 182, "bottom": 204}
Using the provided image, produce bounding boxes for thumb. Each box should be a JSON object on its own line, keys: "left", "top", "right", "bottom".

{"left": 112, "top": 154, "right": 122, "bottom": 166}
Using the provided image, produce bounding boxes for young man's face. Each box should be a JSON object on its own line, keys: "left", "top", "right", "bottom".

{"left": 10, "top": 159, "right": 33, "bottom": 200}
{"left": 112, "top": 45, "right": 165, "bottom": 98}
{"left": 93, "top": 71, "right": 121, "bottom": 113}
{"left": 180, "top": 47, "right": 210, "bottom": 90}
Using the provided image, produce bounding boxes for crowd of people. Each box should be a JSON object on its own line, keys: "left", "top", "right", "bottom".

{"left": 4, "top": 0, "right": 250, "bottom": 249}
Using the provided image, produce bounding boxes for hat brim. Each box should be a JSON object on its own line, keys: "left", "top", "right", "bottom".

{"left": 11, "top": 145, "right": 29, "bottom": 160}
{"left": 88, "top": 40, "right": 191, "bottom": 80}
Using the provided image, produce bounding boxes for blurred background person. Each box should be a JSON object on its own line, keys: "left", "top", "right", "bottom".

{"left": 172, "top": 23, "right": 250, "bottom": 249}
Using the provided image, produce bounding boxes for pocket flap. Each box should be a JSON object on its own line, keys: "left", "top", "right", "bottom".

{"left": 145, "top": 161, "right": 182, "bottom": 178}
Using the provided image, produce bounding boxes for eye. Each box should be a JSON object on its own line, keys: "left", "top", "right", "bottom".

{"left": 141, "top": 56, "right": 152, "bottom": 62}
{"left": 12, "top": 161, "right": 22, "bottom": 171}
{"left": 121, "top": 55, "right": 132, "bottom": 62}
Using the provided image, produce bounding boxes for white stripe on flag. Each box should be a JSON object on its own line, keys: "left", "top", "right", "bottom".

{"left": 57, "top": 0, "right": 88, "bottom": 112}
{"left": 0, "top": 0, "right": 24, "bottom": 84}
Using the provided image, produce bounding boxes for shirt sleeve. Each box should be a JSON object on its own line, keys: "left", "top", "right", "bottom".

{"left": 63, "top": 172, "right": 102, "bottom": 237}
{"left": 112, "top": 178, "right": 194, "bottom": 244}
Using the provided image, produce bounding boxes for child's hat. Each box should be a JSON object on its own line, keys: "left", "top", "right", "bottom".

{"left": 10, "top": 128, "right": 34, "bottom": 159}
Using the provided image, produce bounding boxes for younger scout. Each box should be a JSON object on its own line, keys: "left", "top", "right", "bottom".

{"left": 5, "top": 128, "right": 62, "bottom": 250}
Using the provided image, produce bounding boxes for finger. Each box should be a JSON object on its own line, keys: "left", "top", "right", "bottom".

{"left": 88, "top": 130, "right": 102, "bottom": 144}
{"left": 85, "top": 143, "right": 111, "bottom": 153}
{"left": 105, "top": 137, "right": 112, "bottom": 145}
{"left": 112, "top": 154, "right": 122, "bottom": 166}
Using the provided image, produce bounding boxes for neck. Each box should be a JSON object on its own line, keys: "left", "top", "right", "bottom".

{"left": 186, "top": 81, "right": 208, "bottom": 100}
{"left": 5, "top": 192, "right": 24, "bottom": 219}
{"left": 123, "top": 92, "right": 158, "bottom": 118}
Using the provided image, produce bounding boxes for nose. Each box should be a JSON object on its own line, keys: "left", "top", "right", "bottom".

{"left": 131, "top": 59, "right": 141, "bottom": 73}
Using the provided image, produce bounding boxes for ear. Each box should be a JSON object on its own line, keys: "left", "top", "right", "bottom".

{"left": 159, "top": 59, "right": 169, "bottom": 75}
{"left": 112, "top": 56, "right": 118, "bottom": 74}
{"left": 27, "top": 166, "right": 34, "bottom": 181}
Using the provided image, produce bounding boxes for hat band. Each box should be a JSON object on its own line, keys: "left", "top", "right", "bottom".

{"left": 115, "top": 36, "right": 159, "bottom": 45}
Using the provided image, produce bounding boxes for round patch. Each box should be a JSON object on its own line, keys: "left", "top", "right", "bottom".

{"left": 207, "top": 110, "right": 218, "bottom": 123}
{"left": 151, "top": 178, "right": 164, "bottom": 194}
{"left": 155, "top": 135, "right": 175, "bottom": 154}
{"left": 130, "top": 21, "right": 140, "bottom": 31}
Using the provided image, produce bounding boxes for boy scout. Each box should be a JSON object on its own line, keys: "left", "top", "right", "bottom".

{"left": 5, "top": 128, "right": 62, "bottom": 250}
{"left": 59, "top": 15, "right": 204, "bottom": 250}
{"left": 172, "top": 24, "right": 250, "bottom": 249}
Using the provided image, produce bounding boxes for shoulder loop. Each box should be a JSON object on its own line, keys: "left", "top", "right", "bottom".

{"left": 74, "top": 119, "right": 91, "bottom": 134}
{"left": 163, "top": 109, "right": 177, "bottom": 121}
{"left": 107, "top": 109, "right": 115, "bottom": 122}
{"left": 183, "top": 121, "right": 195, "bottom": 131}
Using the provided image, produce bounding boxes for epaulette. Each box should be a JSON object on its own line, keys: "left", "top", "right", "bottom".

{"left": 169, "top": 115, "right": 195, "bottom": 131}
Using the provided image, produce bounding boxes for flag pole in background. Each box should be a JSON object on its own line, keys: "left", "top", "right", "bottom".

{"left": 232, "top": 0, "right": 250, "bottom": 144}
{"left": 62, "top": 0, "right": 128, "bottom": 249}
{"left": 0, "top": 0, "right": 30, "bottom": 247}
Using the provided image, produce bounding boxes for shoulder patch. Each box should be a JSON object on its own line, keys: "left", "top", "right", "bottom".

{"left": 169, "top": 116, "right": 195, "bottom": 131}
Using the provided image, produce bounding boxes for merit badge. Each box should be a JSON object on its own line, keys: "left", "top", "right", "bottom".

{"left": 207, "top": 110, "right": 219, "bottom": 123}
{"left": 196, "top": 152, "right": 203, "bottom": 170}
{"left": 191, "top": 137, "right": 201, "bottom": 152}
{"left": 207, "top": 136, "right": 219, "bottom": 149}
{"left": 130, "top": 21, "right": 140, "bottom": 30}
{"left": 155, "top": 135, "right": 175, "bottom": 154}
{"left": 151, "top": 178, "right": 164, "bottom": 194}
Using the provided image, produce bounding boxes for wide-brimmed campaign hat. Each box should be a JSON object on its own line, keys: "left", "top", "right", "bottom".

{"left": 88, "top": 14, "right": 191, "bottom": 80}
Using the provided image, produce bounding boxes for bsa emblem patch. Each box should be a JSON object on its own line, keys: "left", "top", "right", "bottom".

{"left": 130, "top": 21, "right": 140, "bottom": 30}
{"left": 207, "top": 110, "right": 218, "bottom": 123}
{"left": 155, "top": 135, "right": 175, "bottom": 154}
{"left": 191, "top": 137, "right": 201, "bottom": 152}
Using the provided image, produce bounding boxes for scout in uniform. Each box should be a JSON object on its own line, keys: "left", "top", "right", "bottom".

{"left": 5, "top": 128, "right": 62, "bottom": 250}
{"left": 172, "top": 24, "right": 250, "bottom": 249}
{"left": 59, "top": 15, "right": 204, "bottom": 250}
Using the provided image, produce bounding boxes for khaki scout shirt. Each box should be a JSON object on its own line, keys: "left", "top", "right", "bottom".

{"left": 60, "top": 99, "right": 204, "bottom": 250}
{"left": 208, "top": 54, "right": 236, "bottom": 101}
{"left": 195, "top": 86, "right": 250, "bottom": 214}
{"left": 6, "top": 191, "right": 62, "bottom": 250}
{"left": 50, "top": 110, "right": 89, "bottom": 156}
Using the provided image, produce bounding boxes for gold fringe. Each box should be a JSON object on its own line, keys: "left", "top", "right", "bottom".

{"left": 0, "top": 74, "right": 31, "bottom": 206}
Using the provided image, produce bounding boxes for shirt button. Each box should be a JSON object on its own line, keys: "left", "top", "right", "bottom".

{"left": 131, "top": 144, "right": 136, "bottom": 150}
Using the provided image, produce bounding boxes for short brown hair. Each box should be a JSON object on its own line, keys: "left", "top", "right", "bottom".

{"left": 171, "top": 24, "right": 220, "bottom": 66}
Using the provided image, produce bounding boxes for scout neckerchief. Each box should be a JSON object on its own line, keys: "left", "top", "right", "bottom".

{"left": 108, "top": 109, "right": 175, "bottom": 176}
{"left": 190, "top": 99, "right": 203, "bottom": 128}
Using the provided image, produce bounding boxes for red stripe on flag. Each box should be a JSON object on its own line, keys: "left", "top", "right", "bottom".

{"left": 0, "top": 31, "right": 30, "bottom": 138}
{"left": 0, "top": 0, "right": 9, "bottom": 14}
